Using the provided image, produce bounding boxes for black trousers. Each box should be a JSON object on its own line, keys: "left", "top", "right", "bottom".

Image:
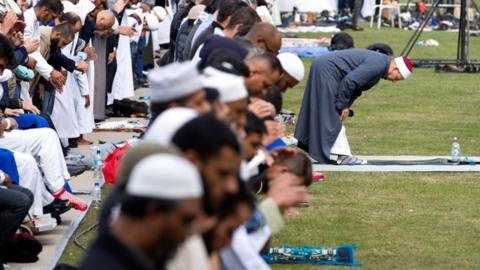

{"left": 349, "top": 0, "right": 364, "bottom": 25}
{"left": 0, "top": 185, "right": 33, "bottom": 256}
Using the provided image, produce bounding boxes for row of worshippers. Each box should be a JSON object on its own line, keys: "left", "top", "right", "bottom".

{"left": 0, "top": 0, "right": 174, "bottom": 248}
{"left": 76, "top": 4, "right": 311, "bottom": 268}
{"left": 78, "top": 51, "right": 311, "bottom": 270}
{"left": 0, "top": 0, "right": 306, "bottom": 267}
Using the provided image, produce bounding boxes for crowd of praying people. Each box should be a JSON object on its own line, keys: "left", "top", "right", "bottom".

{"left": 0, "top": 0, "right": 321, "bottom": 269}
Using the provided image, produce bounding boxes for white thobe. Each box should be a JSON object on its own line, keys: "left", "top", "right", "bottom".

{"left": 74, "top": 70, "right": 95, "bottom": 134}
{"left": 108, "top": 13, "right": 135, "bottom": 105}
{"left": 0, "top": 128, "right": 70, "bottom": 194}
{"left": 13, "top": 151, "right": 54, "bottom": 216}
{"left": 126, "top": 7, "right": 144, "bottom": 43}
{"left": 23, "top": 8, "right": 54, "bottom": 103}
{"left": 51, "top": 39, "right": 81, "bottom": 139}
{"left": 227, "top": 225, "right": 271, "bottom": 270}
{"left": 330, "top": 125, "right": 352, "bottom": 157}
{"left": 167, "top": 235, "right": 211, "bottom": 270}
{"left": 156, "top": 1, "right": 174, "bottom": 45}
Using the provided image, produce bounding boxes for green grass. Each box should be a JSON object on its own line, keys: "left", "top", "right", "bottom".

{"left": 59, "top": 25, "right": 480, "bottom": 269}
{"left": 271, "top": 172, "right": 480, "bottom": 270}
{"left": 59, "top": 187, "right": 109, "bottom": 267}
{"left": 283, "top": 26, "right": 480, "bottom": 156}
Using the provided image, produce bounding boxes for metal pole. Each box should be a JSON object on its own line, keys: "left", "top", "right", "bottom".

{"left": 401, "top": 0, "right": 442, "bottom": 56}
{"left": 457, "top": 0, "right": 468, "bottom": 67}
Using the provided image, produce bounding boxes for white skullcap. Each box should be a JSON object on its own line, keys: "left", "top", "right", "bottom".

{"left": 277, "top": 52, "right": 305, "bottom": 82}
{"left": 149, "top": 62, "right": 203, "bottom": 103}
{"left": 394, "top": 56, "right": 413, "bottom": 79}
{"left": 143, "top": 108, "right": 198, "bottom": 144}
{"left": 144, "top": 13, "right": 160, "bottom": 31}
{"left": 153, "top": 6, "right": 167, "bottom": 21}
{"left": 187, "top": 4, "right": 206, "bottom": 20}
{"left": 201, "top": 67, "right": 248, "bottom": 103}
{"left": 127, "top": 154, "right": 203, "bottom": 200}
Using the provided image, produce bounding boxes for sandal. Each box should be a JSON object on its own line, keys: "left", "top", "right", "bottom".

{"left": 337, "top": 156, "right": 367, "bottom": 165}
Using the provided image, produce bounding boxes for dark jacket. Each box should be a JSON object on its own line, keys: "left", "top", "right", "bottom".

{"left": 78, "top": 230, "right": 161, "bottom": 270}
{"left": 189, "top": 21, "right": 223, "bottom": 59}
{"left": 174, "top": 20, "right": 190, "bottom": 62}
{"left": 14, "top": 46, "right": 29, "bottom": 67}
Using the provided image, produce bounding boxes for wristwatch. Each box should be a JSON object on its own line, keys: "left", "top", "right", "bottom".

{"left": 0, "top": 171, "right": 5, "bottom": 185}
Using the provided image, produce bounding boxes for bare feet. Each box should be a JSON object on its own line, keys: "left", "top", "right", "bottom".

{"left": 76, "top": 137, "right": 94, "bottom": 145}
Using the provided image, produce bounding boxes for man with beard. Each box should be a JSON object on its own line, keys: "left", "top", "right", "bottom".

{"left": 23, "top": 0, "right": 66, "bottom": 101}
{"left": 244, "top": 53, "right": 282, "bottom": 97}
{"left": 295, "top": 49, "right": 413, "bottom": 164}
{"left": 33, "top": 22, "right": 88, "bottom": 114}
{"left": 167, "top": 114, "right": 242, "bottom": 270}
{"left": 78, "top": 151, "right": 204, "bottom": 270}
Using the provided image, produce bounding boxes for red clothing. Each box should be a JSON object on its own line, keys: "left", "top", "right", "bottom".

{"left": 418, "top": 2, "right": 426, "bottom": 13}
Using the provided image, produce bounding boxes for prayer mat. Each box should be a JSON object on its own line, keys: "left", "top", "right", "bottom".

{"left": 312, "top": 156, "right": 480, "bottom": 172}
{"left": 282, "top": 38, "right": 331, "bottom": 47}
{"left": 262, "top": 245, "right": 361, "bottom": 267}
{"left": 93, "top": 119, "right": 148, "bottom": 133}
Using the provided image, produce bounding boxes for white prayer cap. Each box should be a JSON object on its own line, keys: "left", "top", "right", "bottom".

{"left": 144, "top": 13, "right": 160, "bottom": 31}
{"left": 153, "top": 6, "right": 167, "bottom": 21}
{"left": 394, "top": 56, "right": 413, "bottom": 79}
{"left": 126, "top": 154, "right": 203, "bottom": 200}
{"left": 149, "top": 62, "right": 203, "bottom": 103}
{"left": 277, "top": 52, "right": 305, "bottom": 82}
{"left": 187, "top": 5, "right": 206, "bottom": 20}
{"left": 201, "top": 67, "right": 248, "bottom": 103}
{"left": 143, "top": 108, "right": 198, "bottom": 144}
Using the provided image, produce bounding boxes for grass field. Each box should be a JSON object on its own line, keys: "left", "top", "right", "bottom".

{"left": 59, "top": 26, "right": 480, "bottom": 269}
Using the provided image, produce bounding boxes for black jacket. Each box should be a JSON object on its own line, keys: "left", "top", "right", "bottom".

{"left": 78, "top": 230, "right": 162, "bottom": 270}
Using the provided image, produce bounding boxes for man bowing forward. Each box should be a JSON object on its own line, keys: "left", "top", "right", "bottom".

{"left": 295, "top": 49, "right": 413, "bottom": 164}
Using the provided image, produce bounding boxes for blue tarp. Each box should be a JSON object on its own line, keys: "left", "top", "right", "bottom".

{"left": 280, "top": 46, "right": 330, "bottom": 58}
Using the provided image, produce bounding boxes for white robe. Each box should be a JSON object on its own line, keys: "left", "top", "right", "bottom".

{"left": 13, "top": 151, "right": 54, "bottom": 216}
{"left": 50, "top": 38, "right": 81, "bottom": 139}
{"left": 126, "top": 7, "right": 144, "bottom": 43}
{"left": 66, "top": 0, "right": 96, "bottom": 135}
{"left": 330, "top": 125, "right": 352, "bottom": 157}
{"left": 156, "top": 0, "right": 174, "bottom": 46}
{"left": 74, "top": 71, "right": 95, "bottom": 134}
{"left": 87, "top": 43, "right": 96, "bottom": 122}
{"left": 22, "top": 8, "right": 54, "bottom": 103}
{"left": 0, "top": 128, "right": 70, "bottom": 194}
{"left": 108, "top": 13, "right": 135, "bottom": 105}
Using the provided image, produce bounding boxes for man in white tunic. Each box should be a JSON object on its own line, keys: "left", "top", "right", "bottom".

{"left": 23, "top": 0, "right": 66, "bottom": 103}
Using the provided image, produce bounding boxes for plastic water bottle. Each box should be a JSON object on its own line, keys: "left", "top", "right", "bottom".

{"left": 451, "top": 137, "right": 461, "bottom": 164}
{"left": 92, "top": 182, "right": 101, "bottom": 208}
{"left": 93, "top": 147, "right": 104, "bottom": 187}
